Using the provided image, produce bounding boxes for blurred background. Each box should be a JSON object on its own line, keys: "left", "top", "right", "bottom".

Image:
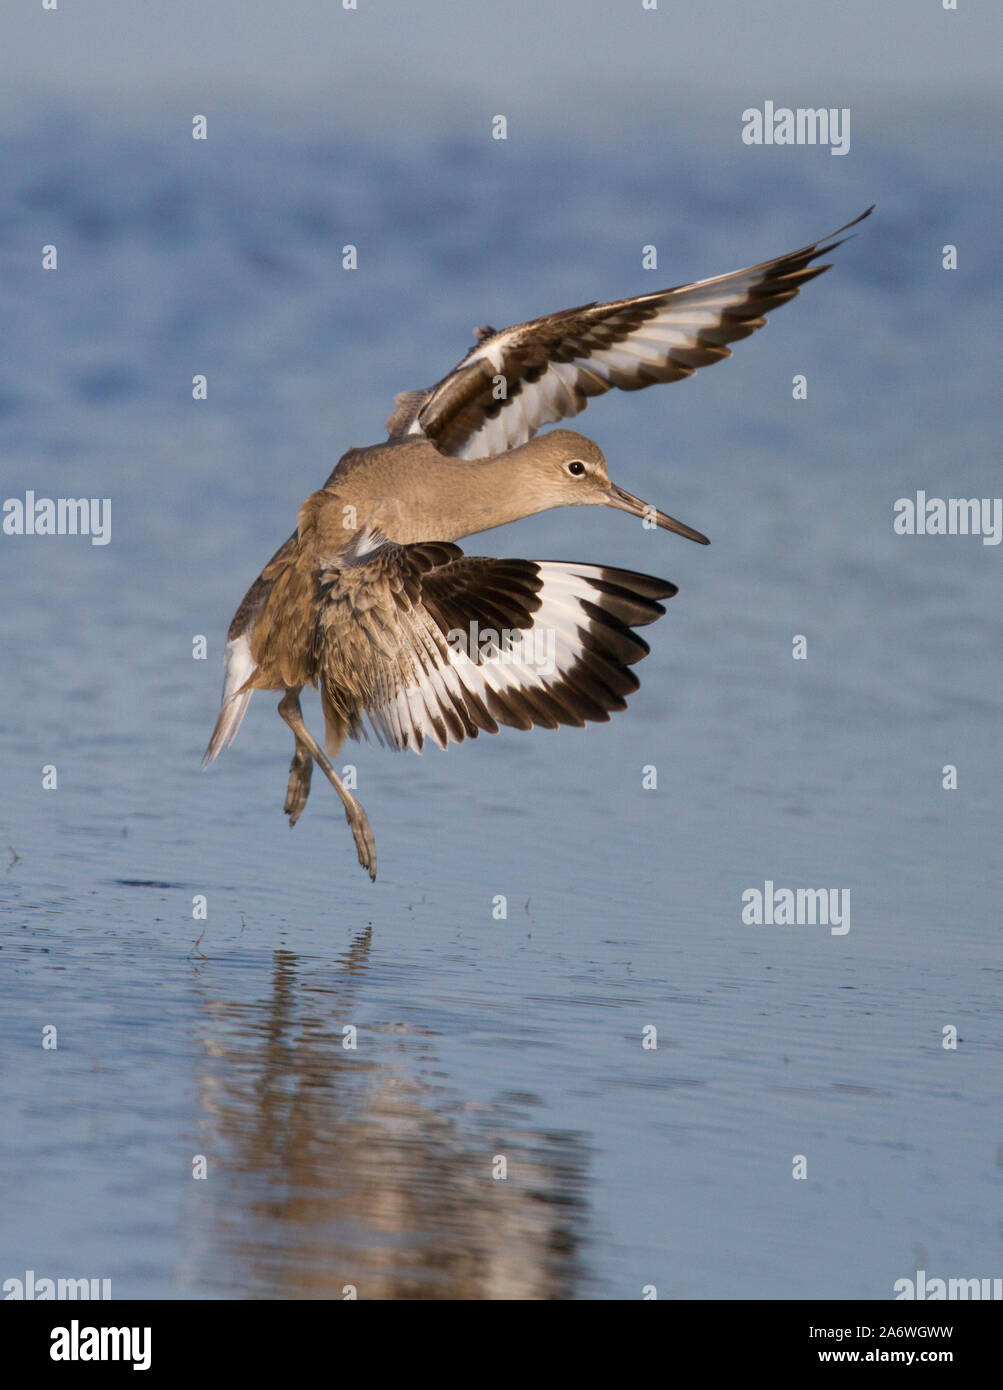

{"left": 1, "top": 2, "right": 1001, "bottom": 1299}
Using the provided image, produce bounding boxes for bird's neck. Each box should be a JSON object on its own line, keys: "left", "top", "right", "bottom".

{"left": 318, "top": 443, "right": 556, "bottom": 545}
{"left": 417, "top": 452, "right": 556, "bottom": 541}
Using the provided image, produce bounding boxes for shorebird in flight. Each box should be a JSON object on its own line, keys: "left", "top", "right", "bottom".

{"left": 203, "top": 208, "right": 871, "bottom": 878}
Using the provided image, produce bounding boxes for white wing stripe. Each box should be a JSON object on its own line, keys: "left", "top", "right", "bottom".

{"left": 364, "top": 566, "right": 657, "bottom": 752}
{"left": 405, "top": 211, "right": 872, "bottom": 457}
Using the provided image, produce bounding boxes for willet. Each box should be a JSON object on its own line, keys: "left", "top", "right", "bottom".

{"left": 203, "top": 208, "right": 871, "bottom": 878}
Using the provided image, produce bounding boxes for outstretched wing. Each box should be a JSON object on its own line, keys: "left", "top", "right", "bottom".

{"left": 388, "top": 208, "right": 872, "bottom": 459}
{"left": 316, "top": 539, "right": 677, "bottom": 753}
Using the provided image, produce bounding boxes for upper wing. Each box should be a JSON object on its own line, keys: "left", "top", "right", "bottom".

{"left": 389, "top": 208, "right": 873, "bottom": 459}
{"left": 315, "top": 537, "right": 676, "bottom": 753}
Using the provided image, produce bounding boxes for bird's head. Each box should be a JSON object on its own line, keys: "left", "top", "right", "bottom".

{"left": 533, "top": 430, "right": 709, "bottom": 544}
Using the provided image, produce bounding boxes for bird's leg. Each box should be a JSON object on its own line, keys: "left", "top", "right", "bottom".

{"left": 277, "top": 689, "right": 377, "bottom": 880}
{"left": 283, "top": 737, "right": 313, "bottom": 826}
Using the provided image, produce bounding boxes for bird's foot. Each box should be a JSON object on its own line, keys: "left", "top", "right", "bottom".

{"left": 345, "top": 803, "right": 377, "bottom": 881}
{"left": 284, "top": 746, "right": 313, "bottom": 827}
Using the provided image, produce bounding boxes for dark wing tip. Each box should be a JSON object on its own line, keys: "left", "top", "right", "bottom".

{"left": 811, "top": 204, "right": 875, "bottom": 258}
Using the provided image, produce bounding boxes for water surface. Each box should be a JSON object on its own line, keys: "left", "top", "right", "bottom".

{"left": 1, "top": 112, "right": 1000, "bottom": 1299}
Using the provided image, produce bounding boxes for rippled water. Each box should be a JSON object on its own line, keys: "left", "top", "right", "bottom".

{"left": 1, "top": 108, "right": 1000, "bottom": 1299}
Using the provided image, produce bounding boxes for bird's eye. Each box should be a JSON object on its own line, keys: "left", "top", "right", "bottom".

{"left": 567, "top": 460, "right": 586, "bottom": 476}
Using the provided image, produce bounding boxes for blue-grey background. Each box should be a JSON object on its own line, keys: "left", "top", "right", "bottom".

{"left": 1, "top": 2, "right": 1000, "bottom": 1299}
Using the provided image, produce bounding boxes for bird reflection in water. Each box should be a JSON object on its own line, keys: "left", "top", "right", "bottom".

{"left": 184, "top": 929, "right": 590, "bottom": 1299}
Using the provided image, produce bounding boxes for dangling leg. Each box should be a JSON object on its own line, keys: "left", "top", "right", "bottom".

{"left": 283, "top": 737, "right": 313, "bottom": 826}
{"left": 278, "top": 688, "right": 376, "bottom": 880}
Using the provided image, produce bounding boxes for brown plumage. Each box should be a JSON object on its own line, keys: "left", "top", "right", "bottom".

{"left": 203, "top": 210, "right": 871, "bottom": 878}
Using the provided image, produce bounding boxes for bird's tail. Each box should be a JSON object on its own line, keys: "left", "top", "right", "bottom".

{"left": 201, "top": 634, "right": 257, "bottom": 768}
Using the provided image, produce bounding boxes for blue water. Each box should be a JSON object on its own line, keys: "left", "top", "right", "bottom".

{"left": 1, "top": 105, "right": 1001, "bottom": 1299}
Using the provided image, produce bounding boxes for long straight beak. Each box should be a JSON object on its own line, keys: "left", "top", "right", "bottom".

{"left": 605, "top": 483, "right": 710, "bottom": 545}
